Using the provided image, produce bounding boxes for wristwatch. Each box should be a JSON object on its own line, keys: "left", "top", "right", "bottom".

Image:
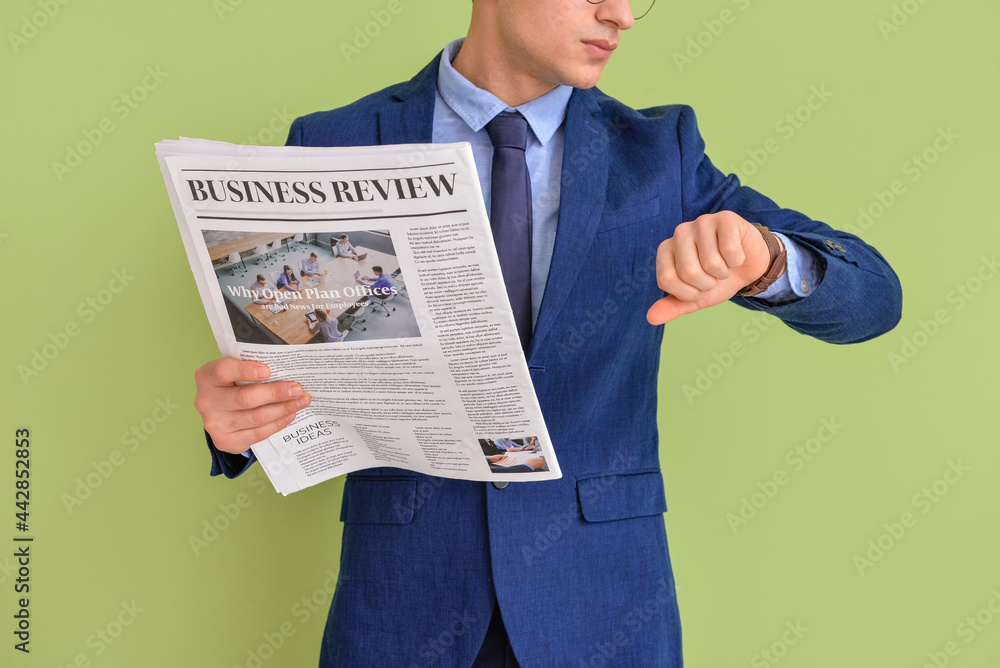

{"left": 737, "top": 225, "right": 787, "bottom": 297}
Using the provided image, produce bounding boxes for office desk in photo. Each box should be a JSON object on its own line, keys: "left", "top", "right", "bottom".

{"left": 243, "top": 246, "right": 398, "bottom": 345}
{"left": 207, "top": 232, "right": 288, "bottom": 262}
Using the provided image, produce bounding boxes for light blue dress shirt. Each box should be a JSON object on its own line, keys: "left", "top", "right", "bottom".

{"left": 301, "top": 257, "right": 321, "bottom": 275}
{"left": 431, "top": 38, "right": 818, "bottom": 319}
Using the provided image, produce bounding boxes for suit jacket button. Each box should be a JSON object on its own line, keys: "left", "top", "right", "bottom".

{"left": 492, "top": 481, "right": 509, "bottom": 489}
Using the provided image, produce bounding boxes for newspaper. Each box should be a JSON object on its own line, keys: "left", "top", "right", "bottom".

{"left": 155, "top": 138, "right": 560, "bottom": 495}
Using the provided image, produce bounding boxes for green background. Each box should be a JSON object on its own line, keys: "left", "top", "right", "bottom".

{"left": 2, "top": 0, "right": 997, "bottom": 666}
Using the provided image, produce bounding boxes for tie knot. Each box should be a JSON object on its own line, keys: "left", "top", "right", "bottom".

{"left": 486, "top": 111, "right": 529, "bottom": 151}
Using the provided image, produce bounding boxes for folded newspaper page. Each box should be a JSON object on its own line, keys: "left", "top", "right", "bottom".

{"left": 156, "top": 139, "right": 560, "bottom": 494}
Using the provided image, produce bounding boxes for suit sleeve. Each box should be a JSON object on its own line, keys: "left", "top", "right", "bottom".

{"left": 676, "top": 105, "right": 902, "bottom": 344}
{"left": 206, "top": 431, "right": 258, "bottom": 478}
{"left": 286, "top": 116, "right": 304, "bottom": 147}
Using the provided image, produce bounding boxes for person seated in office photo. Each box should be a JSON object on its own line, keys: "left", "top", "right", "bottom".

{"left": 494, "top": 437, "right": 534, "bottom": 452}
{"left": 334, "top": 234, "right": 358, "bottom": 259}
{"left": 488, "top": 453, "right": 546, "bottom": 473}
{"left": 307, "top": 309, "right": 346, "bottom": 343}
{"left": 356, "top": 265, "right": 395, "bottom": 296}
{"left": 300, "top": 252, "right": 322, "bottom": 278}
{"left": 276, "top": 265, "right": 300, "bottom": 291}
{"left": 248, "top": 275, "right": 274, "bottom": 305}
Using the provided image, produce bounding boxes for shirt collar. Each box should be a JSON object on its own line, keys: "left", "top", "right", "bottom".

{"left": 436, "top": 38, "right": 572, "bottom": 146}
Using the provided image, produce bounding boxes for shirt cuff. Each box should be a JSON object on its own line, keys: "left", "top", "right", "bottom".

{"left": 753, "top": 232, "right": 821, "bottom": 303}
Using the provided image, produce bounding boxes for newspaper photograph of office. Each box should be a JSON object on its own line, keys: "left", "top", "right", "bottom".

{"left": 205, "top": 229, "right": 418, "bottom": 345}
{"left": 478, "top": 436, "right": 549, "bottom": 473}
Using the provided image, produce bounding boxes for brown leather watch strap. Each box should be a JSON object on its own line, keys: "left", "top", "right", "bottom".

{"left": 737, "top": 225, "right": 787, "bottom": 297}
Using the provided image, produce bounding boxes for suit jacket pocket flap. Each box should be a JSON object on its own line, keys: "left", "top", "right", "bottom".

{"left": 577, "top": 471, "right": 667, "bottom": 522}
{"left": 340, "top": 477, "right": 416, "bottom": 524}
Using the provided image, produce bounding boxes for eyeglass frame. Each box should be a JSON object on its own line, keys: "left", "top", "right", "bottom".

{"left": 585, "top": 0, "right": 656, "bottom": 21}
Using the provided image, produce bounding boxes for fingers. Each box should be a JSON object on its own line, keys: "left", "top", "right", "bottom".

{"left": 194, "top": 357, "right": 313, "bottom": 454}
{"left": 662, "top": 215, "right": 748, "bottom": 294}
{"left": 713, "top": 215, "right": 746, "bottom": 270}
{"left": 196, "top": 358, "right": 270, "bottom": 387}
{"left": 214, "top": 380, "right": 308, "bottom": 413}
{"left": 195, "top": 359, "right": 304, "bottom": 413}
{"left": 655, "top": 242, "right": 700, "bottom": 302}
{"left": 210, "top": 417, "right": 295, "bottom": 454}
{"left": 670, "top": 224, "right": 717, "bottom": 293}
{"left": 650, "top": 212, "right": 759, "bottom": 324}
{"left": 206, "top": 395, "right": 311, "bottom": 454}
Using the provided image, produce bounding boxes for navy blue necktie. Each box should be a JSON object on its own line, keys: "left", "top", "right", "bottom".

{"left": 486, "top": 111, "right": 532, "bottom": 353}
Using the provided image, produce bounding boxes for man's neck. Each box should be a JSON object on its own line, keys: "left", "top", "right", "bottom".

{"left": 451, "top": 31, "right": 557, "bottom": 108}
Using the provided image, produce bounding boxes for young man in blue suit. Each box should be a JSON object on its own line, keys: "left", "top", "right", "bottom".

{"left": 193, "top": 0, "right": 901, "bottom": 665}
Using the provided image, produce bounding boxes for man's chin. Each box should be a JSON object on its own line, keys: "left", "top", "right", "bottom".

{"left": 562, "top": 67, "right": 607, "bottom": 90}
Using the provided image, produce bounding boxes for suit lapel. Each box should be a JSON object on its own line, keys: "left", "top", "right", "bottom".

{"left": 529, "top": 89, "right": 609, "bottom": 359}
{"left": 376, "top": 55, "right": 440, "bottom": 145}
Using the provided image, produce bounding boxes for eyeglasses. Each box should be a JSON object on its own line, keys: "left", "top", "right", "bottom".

{"left": 586, "top": 0, "right": 656, "bottom": 20}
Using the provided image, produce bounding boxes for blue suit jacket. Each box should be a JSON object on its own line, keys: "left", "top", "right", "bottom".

{"left": 208, "top": 54, "right": 901, "bottom": 667}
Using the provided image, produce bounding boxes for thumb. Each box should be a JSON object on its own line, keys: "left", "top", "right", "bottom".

{"left": 646, "top": 295, "right": 702, "bottom": 325}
